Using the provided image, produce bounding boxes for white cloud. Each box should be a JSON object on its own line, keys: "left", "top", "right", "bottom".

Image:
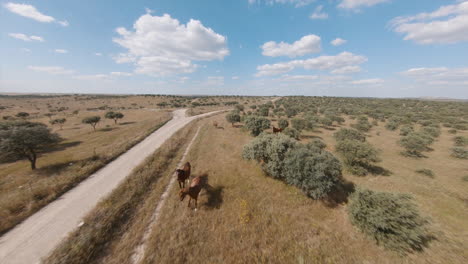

{"left": 249, "top": 0, "right": 315, "bottom": 8}
{"left": 331, "top": 38, "right": 347, "bottom": 46}
{"left": 4, "top": 2, "right": 69, "bottom": 26}
{"left": 54, "top": 49, "right": 68, "bottom": 54}
{"left": 28, "top": 66, "right": 74, "bottom": 75}
{"left": 277, "top": 74, "right": 319, "bottom": 81}
{"left": 113, "top": 13, "right": 229, "bottom": 76}
{"left": 58, "top": 20, "right": 69, "bottom": 27}
{"left": 203, "top": 76, "right": 225, "bottom": 86}
{"left": 21, "top": 48, "right": 31, "bottom": 53}
{"left": 331, "top": 65, "right": 361, "bottom": 74}
{"left": 95, "top": 53, "right": 103, "bottom": 56}
{"left": 232, "top": 76, "right": 240, "bottom": 80}
{"left": 261, "top": 34, "right": 321, "bottom": 58}
{"left": 256, "top": 51, "right": 367, "bottom": 76}
{"left": 402, "top": 67, "right": 468, "bottom": 86}
{"left": 338, "top": 0, "right": 388, "bottom": 10}
{"left": 310, "top": 5, "right": 328, "bottom": 20}
{"left": 110, "top": 72, "right": 133, "bottom": 77}
{"left": 351, "top": 78, "right": 384, "bottom": 85}
{"left": 73, "top": 74, "right": 110, "bottom": 81}
{"left": 9, "top": 33, "right": 44, "bottom": 42}
{"left": 390, "top": 1, "right": 468, "bottom": 44}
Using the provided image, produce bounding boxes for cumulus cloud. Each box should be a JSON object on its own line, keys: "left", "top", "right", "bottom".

{"left": 262, "top": 35, "right": 321, "bottom": 58}
{"left": 9, "top": 33, "right": 44, "bottom": 42}
{"left": 232, "top": 76, "right": 240, "bottom": 80}
{"left": 4, "top": 2, "right": 69, "bottom": 26}
{"left": 73, "top": 74, "right": 110, "bottom": 81}
{"left": 338, "top": 0, "right": 388, "bottom": 10}
{"left": 331, "top": 65, "right": 361, "bottom": 74}
{"left": 113, "top": 13, "right": 229, "bottom": 76}
{"left": 28, "top": 66, "right": 74, "bottom": 75}
{"left": 310, "top": 5, "right": 328, "bottom": 20}
{"left": 331, "top": 38, "right": 347, "bottom": 46}
{"left": 389, "top": 1, "right": 468, "bottom": 44}
{"left": 110, "top": 72, "right": 133, "bottom": 77}
{"left": 256, "top": 51, "right": 367, "bottom": 76}
{"left": 249, "top": 0, "right": 315, "bottom": 8}
{"left": 54, "top": 49, "right": 68, "bottom": 54}
{"left": 95, "top": 53, "right": 103, "bottom": 56}
{"left": 402, "top": 67, "right": 468, "bottom": 86}
{"left": 351, "top": 78, "right": 384, "bottom": 85}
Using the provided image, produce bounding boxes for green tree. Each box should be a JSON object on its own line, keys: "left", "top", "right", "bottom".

{"left": 348, "top": 188, "right": 429, "bottom": 253}
{"left": 105, "top": 111, "right": 124, "bottom": 124}
{"left": 291, "top": 118, "right": 307, "bottom": 131}
{"left": 278, "top": 118, "right": 289, "bottom": 130}
{"left": 49, "top": 118, "right": 67, "bottom": 130}
{"left": 225, "top": 112, "right": 241, "bottom": 127}
{"left": 0, "top": 121, "right": 61, "bottom": 170}
{"left": 82, "top": 116, "right": 101, "bottom": 131}
{"left": 243, "top": 116, "right": 271, "bottom": 136}
{"left": 336, "top": 139, "right": 380, "bottom": 176}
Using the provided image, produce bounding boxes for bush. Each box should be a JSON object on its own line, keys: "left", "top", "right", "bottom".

{"left": 399, "top": 125, "right": 414, "bottom": 136}
{"left": 242, "top": 133, "right": 297, "bottom": 180}
{"left": 336, "top": 140, "right": 380, "bottom": 176}
{"left": 453, "top": 136, "right": 468, "bottom": 147}
{"left": 283, "top": 127, "right": 300, "bottom": 140}
{"left": 291, "top": 118, "right": 308, "bottom": 131}
{"left": 243, "top": 116, "right": 271, "bottom": 136}
{"left": 415, "top": 169, "right": 435, "bottom": 178}
{"left": 348, "top": 188, "right": 429, "bottom": 253}
{"left": 352, "top": 116, "right": 372, "bottom": 132}
{"left": 278, "top": 118, "right": 289, "bottom": 130}
{"left": 451, "top": 147, "right": 468, "bottom": 159}
{"left": 283, "top": 145, "right": 342, "bottom": 199}
{"left": 334, "top": 128, "right": 366, "bottom": 142}
{"left": 385, "top": 121, "right": 399, "bottom": 131}
{"left": 399, "top": 132, "right": 434, "bottom": 157}
{"left": 307, "top": 138, "right": 326, "bottom": 150}
{"left": 462, "top": 175, "right": 468, "bottom": 182}
{"left": 448, "top": 129, "right": 457, "bottom": 134}
{"left": 421, "top": 126, "right": 441, "bottom": 138}
{"left": 225, "top": 112, "right": 241, "bottom": 126}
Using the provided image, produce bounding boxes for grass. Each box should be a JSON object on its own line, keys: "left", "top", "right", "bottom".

{"left": 0, "top": 108, "right": 171, "bottom": 235}
{"left": 415, "top": 169, "right": 435, "bottom": 178}
{"left": 45, "top": 119, "right": 200, "bottom": 264}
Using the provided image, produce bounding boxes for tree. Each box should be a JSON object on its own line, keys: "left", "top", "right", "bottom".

{"left": 105, "top": 111, "right": 124, "bottom": 124}
{"left": 0, "top": 121, "right": 61, "bottom": 170}
{"left": 348, "top": 188, "right": 429, "bottom": 253}
{"left": 291, "top": 118, "right": 307, "bottom": 131}
{"left": 225, "top": 112, "right": 241, "bottom": 127}
{"left": 336, "top": 139, "right": 380, "bottom": 176}
{"left": 278, "top": 118, "right": 289, "bottom": 130}
{"left": 283, "top": 127, "right": 300, "bottom": 140}
{"left": 399, "top": 132, "right": 434, "bottom": 157}
{"left": 243, "top": 116, "right": 271, "bottom": 136}
{"left": 50, "top": 118, "right": 67, "bottom": 130}
{"left": 16, "top": 112, "right": 30, "bottom": 119}
{"left": 283, "top": 145, "right": 342, "bottom": 199}
{"left": 82, "top": 116, "right": 101, "bottom": 131}
{"left": 334, "top": 128, "right": 366, "bottom": 142}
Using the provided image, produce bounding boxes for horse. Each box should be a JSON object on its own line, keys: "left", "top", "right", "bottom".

{"left": 179, "top": 176, "right": 202, "bottom": 209}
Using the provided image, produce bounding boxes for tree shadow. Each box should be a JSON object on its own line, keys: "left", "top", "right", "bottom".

{"left": 36, "top": 155, "right": 99, "bottom": 176}
{"left": 197, "top": 173, "right": 224, "bottom": 209}
{"left": 323, "top": 178, "right": 356, "bottom": 208}
{"left": 99, "top": 127, "right": 119, "bottom": 132}
{"left": 367, "top": 165, "right": 393, "bottom": 176}
{"left": 233, "top": 124, "right": 244, "bottom": 128}
{"left": 300, "top": 134, "right": 323, "bottom": 140}
{"left": 119, "top": 121, "right": 136, "bottom": 126}
{"left": 216, "top": 126, "right": 225, "bottom": 130}
{"left": 47, "top": 141, "right": 82, "bottom": 152}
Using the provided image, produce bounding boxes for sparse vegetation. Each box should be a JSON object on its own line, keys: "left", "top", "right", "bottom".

{"left": 415, "top": 169, "right": 435, "bottom": 178}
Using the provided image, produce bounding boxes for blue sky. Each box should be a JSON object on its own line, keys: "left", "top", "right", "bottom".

{"left": 1, "top": 0, "right": 467, "bottom": 98}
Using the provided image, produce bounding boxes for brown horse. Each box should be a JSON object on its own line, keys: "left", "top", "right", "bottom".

{"left": 179, "top": 176, "right": 202, "bottom": 209}
{"left": 272, "top": 126, "right": 282, "bottom": 134}
{"left": 175, "top": 162, "right": 191, "bottom": 189}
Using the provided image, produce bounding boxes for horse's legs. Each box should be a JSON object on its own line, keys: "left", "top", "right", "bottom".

{"left": 178, "top": 181, "right": 181, "bottom": 189}
{"left": 188, "top": 197, "right": 191, "bottom": 208}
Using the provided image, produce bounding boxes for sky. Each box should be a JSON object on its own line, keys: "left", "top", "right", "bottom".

{"left": 0, "top": 0, "right": 467, "bottom": 98}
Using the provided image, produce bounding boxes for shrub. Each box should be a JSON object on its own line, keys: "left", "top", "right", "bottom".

{"left": 385, "top": 121, "right": 399, "bottom": 131}
{"left": 283, "top": 127, "right": 300, "bottom": 140}
{"left": 399, "top": 125, "right": 414, "bottom": 136}
{"left": 336, "top": 140, "right": 380, "bottom": 176}
{"left": 421, "top": 126, "right": 441, "bottom": 138}
{"left": 283, "top": 145, "right": 342, "bottom": 199}
{"left": 448, "top": 129, "right": 457, "bottom": 134}
{"left": 16, "top": 112, "right": 30, "bottom": 119}
{"left": 334, "top": 128, "right": 366, "bottom": 142}
{"left": 451, "top": 147, "right": 468, "bottom": 159}
{"left": 348, "top": 188, "right": 429, "bottom": 253}
{"left": 399, "top": 132, "right": 434, "bottom": 157}
{"left": 49, "top": 118, "right": 67, "bottom": 130}
{"left": 320, "top": 117, "right": 333, "bottom": 127}
{"left": 307, "top": 138, "right": 326, "bottom": 150}
{"left": 258, "top": 107, "right": 269, "bottom": 117}
{"left": 352, "top": 116, "right": 372, "bottom": 132}
{"left": 462, "top": 175, "right": 468, "bottom": 182}
{"left": 242, "top": 133, "right": 297, "bottom": 180}
{"left": 243, "top": 116, "right": 271, "bottom": 136}
{"left": 453, "top": 136, "right": 468, "bottom": 147}
{"left": 415, "top": 169, "right": 435, "bottom": 178}
{"left": 278, "top": 118, "right": 289, "bottom": 130}
{"left": 291, "top": 118, "right": 307, "bottom": 131}
{"left": 225, "top": 112, "right": 241, "bottom": 126}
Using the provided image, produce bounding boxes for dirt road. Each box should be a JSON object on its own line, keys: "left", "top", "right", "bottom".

{"left": 0, "top": 109, "right": 222, "bottom": 264}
